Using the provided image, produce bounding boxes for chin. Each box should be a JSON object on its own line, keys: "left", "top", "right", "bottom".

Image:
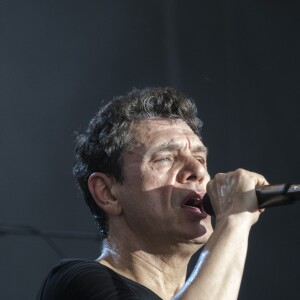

{"left": 183, "top": 224, "right": 212, "bottom": 245}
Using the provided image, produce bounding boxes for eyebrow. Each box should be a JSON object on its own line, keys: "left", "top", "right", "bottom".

{"left": 148, "top": 142, "right": 208, "bottom": 157}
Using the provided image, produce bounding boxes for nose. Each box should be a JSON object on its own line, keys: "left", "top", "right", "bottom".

{"left": 176, "top": 156, "right": 206, "bottom": 184}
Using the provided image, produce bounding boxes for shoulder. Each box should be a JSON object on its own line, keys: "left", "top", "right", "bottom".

{"left": 37, "top": 259, "right": 161, "bottom": 300}
{"left": 38, "top": 259, "right": 123, "bottom": 299}
{"left": 47, "top": 259, "right": 112, "bottom": 281}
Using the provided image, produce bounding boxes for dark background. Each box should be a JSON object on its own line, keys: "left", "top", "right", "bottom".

{"left": 1, "top": 1, "right": 299, "bottom": 299}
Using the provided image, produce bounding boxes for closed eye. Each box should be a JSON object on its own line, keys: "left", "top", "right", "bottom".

{"left": 155, "top": 156, "right": 174, "bottom": 164}
{"left": 195, "top": 156, "right": 206, "bottom": 164}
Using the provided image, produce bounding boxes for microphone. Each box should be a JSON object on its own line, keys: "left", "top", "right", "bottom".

{"left": 203, "top": 183, "right": 300, "bottom": 216}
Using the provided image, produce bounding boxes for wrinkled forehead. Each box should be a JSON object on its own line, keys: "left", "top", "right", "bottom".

{"left": 128, "top": 118, "right": 203, "bottom": 149}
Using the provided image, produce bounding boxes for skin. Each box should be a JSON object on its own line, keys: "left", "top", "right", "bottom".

{"left": 88, "top": 118, "right": 268, "bottom": 300}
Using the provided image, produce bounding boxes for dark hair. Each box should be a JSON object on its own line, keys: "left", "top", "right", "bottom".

{"left": 73, "top": 87, "right": 203, "bottom": 238}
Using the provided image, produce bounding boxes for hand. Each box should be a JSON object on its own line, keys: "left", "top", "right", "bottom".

{"left": 206, "top": 168, "right": 268, "bottom": 225}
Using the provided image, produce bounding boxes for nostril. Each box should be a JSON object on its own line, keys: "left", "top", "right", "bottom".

{"left": 186, "top": 175, "right": 198, "bottom": 181}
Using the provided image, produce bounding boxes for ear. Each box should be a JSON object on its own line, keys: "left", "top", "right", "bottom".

{"left": 88, "top": 172, "right": 122, "bottom": 215}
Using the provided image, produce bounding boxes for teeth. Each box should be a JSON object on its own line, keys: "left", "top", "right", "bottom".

{"left": 185, "top": 198, "right": 200, "bottom": 207}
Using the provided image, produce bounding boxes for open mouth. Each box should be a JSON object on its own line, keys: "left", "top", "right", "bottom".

{"left": 183, "top": 198, "right": 202, "bottom": 210}
{"left": 181, "top": 192, "right": 205, "bottom": 213}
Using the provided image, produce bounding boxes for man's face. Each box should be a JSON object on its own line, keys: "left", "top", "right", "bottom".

{"left": 112, "top": 118, "right": 213, "bottom": 247}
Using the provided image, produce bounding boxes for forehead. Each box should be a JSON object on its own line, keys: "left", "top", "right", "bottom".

{"left": 129, "top": 118, "right": 204, "bottom": 149}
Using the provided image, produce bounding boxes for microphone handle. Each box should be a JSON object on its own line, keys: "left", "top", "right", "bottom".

{"left": 203, "top": 183, "right": 300, "bottom": 216}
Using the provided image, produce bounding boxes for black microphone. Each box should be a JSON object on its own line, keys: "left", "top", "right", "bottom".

{"left": 203, "top": 183, "right": 300, "bottom": 216}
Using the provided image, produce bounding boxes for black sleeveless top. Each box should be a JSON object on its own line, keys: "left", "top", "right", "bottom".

{"left": 37, "top": 259, "right": 162, "bottom": 300}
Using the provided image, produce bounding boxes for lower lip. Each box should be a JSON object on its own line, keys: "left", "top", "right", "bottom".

{"left": 181, "top": 205, "right": 208, "bottom": 218}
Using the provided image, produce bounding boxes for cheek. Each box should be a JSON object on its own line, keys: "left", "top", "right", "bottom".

{"left": 139, "top": 171, "right": 177, "bottom": 208}
{"left": 119, "top": 164, "right": 176, "bottom": 210}
{"left": 141, "top": 164, "right": 178, "bottom": 188}
{"left": 135, "top": 167, "right": 161, "bottom": 190}
{"left": 142, "top": 174, "right": 163, "bottom": 190}
{"left": 204, "top": 172, "right": 211, "bottom": 187}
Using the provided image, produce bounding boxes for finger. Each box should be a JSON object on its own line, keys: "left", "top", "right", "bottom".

{"left": 248, "top": 171, "right": 269, "bottom": 186}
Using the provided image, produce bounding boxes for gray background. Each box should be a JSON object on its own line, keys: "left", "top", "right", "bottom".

{"left": 1, "top": 1, "right": 300, "bottom": 299}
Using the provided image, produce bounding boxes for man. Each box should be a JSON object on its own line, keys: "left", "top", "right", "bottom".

{"left": 37, "top": 87, "right": 267, "bottom": 299}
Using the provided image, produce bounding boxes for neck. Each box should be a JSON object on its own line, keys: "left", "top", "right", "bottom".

{"left": 97, "top": 235, "right": 203, "bottom": 299}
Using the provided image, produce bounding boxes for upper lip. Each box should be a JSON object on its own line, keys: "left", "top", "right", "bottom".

{"left": 181, "top": 191, "right": 206, "bottom": 210}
